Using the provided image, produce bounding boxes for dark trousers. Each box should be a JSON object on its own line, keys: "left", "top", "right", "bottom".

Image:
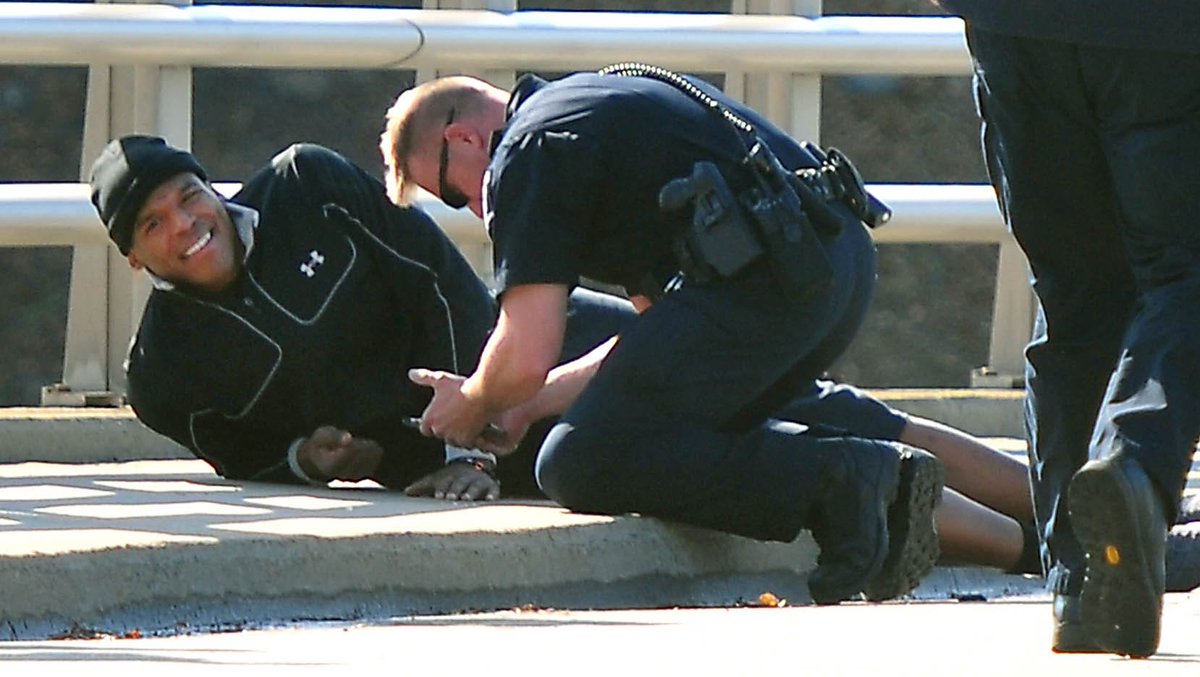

{"left": 536, "top": 222, "right": 880, "bottom": 542}
{"left": 969, "top": 27, "right": 1200, "bottom": 593}
{"left": 497, "top": 287, "right": 640, "bottom": 496}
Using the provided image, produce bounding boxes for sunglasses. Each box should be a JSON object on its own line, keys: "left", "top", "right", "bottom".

{"left": 438, "top": 106, "right": 470, "bottom": 210}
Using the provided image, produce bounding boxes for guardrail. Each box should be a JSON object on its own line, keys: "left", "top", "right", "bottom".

{"left": 0, "top": 2, "right": 1030, "bottom": 403}
{"left": 0, "top": 3, "right": 970, "bottom": 74}
{"left": 0, "top": 183, "right": 1007, "bottom": 248}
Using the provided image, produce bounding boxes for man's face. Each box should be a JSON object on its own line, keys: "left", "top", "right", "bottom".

{"left": 126, "top": 172, "right": 241, "bottom": 294}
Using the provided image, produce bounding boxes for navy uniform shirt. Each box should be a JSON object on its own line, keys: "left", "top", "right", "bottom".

{"left": 484, "top": 72, "right": 821, "bottom": 299}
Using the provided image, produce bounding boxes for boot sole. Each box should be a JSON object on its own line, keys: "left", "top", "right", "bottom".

{"left": 863, "top": 449, "right": 943, "bottom": 601}
{"left": 1069, "top": 462, "right": 1162, "bottom": 658}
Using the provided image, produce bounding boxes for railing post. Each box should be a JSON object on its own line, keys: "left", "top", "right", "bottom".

{"left": 47, "top": 0, "right": 193, "bottom": 406}
{"left": 728, "top": 1, "right": 822, "bottom": 142}
{"left": 970, "top": 235, "right": 1034, "bottom": 388}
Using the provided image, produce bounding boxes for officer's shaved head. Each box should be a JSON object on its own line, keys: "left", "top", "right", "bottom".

{"left": 380, "top": 75, "right": 496, "bottom": 206}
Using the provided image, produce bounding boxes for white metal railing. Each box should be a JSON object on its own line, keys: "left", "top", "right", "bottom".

{"left": 0, "top": 2, "right": 1030, "bottom": 403}
{"left": 0, "top": 3, "right": 969, "bottom": 74}
{"left": 0, "top": 183, "right": 1006, "bottom": 247}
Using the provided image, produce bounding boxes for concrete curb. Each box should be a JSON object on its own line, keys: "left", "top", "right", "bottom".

{"left": 0, "top": 407, "right": 189, "bottom": 463}
{"left": 0, "top": 460, "right": 1042, "bottom": 639}
{"left": 0, "top": 393, "right": 1036, "bottom": 639}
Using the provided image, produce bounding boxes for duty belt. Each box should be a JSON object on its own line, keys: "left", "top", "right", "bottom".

{"left": 600, "top": 62, "right": 891, "bottom": 301}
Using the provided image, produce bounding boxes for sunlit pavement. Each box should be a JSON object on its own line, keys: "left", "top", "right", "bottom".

{"left": 1, "top": 595, "right": 1198, "bottom": 675}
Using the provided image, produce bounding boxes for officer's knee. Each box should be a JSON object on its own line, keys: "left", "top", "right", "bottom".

{"left": 535, "top": 422, "right": 608, "bottom": 510}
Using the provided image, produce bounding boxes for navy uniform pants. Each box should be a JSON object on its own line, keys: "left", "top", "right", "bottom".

{"left": 536, "top": 222, "right": 888, "bottom": 542}
{"left": 968, "top": 28, "right": 1200, "bottom": 594}
{"left": 494, "top": 287, "right": 638, "bottom": 495}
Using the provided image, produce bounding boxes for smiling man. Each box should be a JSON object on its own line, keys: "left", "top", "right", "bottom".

{"left": 87, "top": 135, "right": 631, "bottom": 498}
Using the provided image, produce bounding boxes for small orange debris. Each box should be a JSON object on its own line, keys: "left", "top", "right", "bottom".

{"left": 757, "top": 592, "right": 786, "bottom": 607}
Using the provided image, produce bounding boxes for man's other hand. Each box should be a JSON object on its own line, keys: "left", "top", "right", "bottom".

{"left": 297, "top": 426, "right": 383, "bottom": 482}
{"left": 404, "top": 462, "right": 500, "bottom": 501}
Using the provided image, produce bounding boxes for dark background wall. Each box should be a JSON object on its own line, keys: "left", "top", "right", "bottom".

{"left": 0, "top": 0, "right": 995, "bottom": 405}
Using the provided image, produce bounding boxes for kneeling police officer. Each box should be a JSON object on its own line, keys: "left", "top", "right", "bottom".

{"left": 382, "top": 65, "right": 943, "bottom": 603}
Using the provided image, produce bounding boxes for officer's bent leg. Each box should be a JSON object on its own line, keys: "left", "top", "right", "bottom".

{"left": 727, "top": 220, "right": 878, "bottom": 430}
{"left": 535, "top": 253, "right": 870, "bottom": 541}
{"left": 776, "top": 380, "right": 909, "bottom": 442}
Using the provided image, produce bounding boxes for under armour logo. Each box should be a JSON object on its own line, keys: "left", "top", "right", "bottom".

{"left": 299, "top": 250, "right": 325, "bottom": 278}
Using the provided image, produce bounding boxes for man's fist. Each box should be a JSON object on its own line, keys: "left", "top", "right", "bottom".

{"left": 296, "top": 426, "right": 383, "bottom": 482}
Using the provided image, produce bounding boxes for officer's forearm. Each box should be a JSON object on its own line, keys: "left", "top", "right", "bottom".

{"left": 462, "top": 319, "right": 558, "bottom": 415}
{"left": 462, "top": 283, "right": 568, "bottom": 414}
{"left": 462, "top": 333, "right": 548, "bottom": 414}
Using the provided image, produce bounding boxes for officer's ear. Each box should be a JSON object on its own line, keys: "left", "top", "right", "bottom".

{"left": 447, "top": 121, "right": 488, "bottom": 152}
{"left": 126, "top": 251, "right": 146, "bottom": 271}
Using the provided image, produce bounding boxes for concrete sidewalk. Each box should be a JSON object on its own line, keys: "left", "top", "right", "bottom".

{"left": 0, "top": 392, "right": 1050, "bottom": 640}
{"left": 0, "top": 458, "right": 1046, "bottom": 640}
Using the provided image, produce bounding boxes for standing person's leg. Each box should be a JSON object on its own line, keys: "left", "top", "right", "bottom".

{"left": 967, "top": 27, "right": 1137, "bottom": 644}
{"left": 1067, "top": 45, "right": 1200, "bottom": 658}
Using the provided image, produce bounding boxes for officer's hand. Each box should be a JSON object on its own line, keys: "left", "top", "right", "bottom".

{"left": 404, "top": 463, "right": 500, "bottom": 501}
{"left": 473, "top": 408, "right": 533, "bottom": 456}
{"left": 297, "top": 426, "right": 383, "bottom": 482}
{"left": 408, "top": 368, "right": 490, "bottom": 448}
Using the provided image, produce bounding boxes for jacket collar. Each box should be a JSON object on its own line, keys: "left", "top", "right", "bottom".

{"left": 489, "top": 73, "right": 549, "bottom": 156}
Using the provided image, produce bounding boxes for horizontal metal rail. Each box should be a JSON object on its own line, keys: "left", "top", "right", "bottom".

{"left": 0, "top": 182, "right": 1004, "bottom": 248}
{"left": 0, "top": 3, "right": 970, "bottom": 74}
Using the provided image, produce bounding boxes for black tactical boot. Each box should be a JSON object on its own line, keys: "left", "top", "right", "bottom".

{"left": 864, "top": 444, "right": 944, "bottom": 601}
{"left": 807, "top": 440, "right": 943, "bottom": 605}
{"left": 1051, "top": 593, "right": 1105, "bottom": 654}
{"left": 1069, "top": 456, "right": 1167, "bottom": 658}
{"left": 1051, "top": 524, "right": 1196, "bottom": 654}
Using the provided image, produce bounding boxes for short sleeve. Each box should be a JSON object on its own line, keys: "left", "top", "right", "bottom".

{"left": 486, "top": 130, "right": 603, "bottom": 295}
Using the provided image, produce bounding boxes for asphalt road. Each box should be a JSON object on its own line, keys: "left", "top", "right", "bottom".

{"left": 2, "top": 594, "right": 1198, "bottom": 676}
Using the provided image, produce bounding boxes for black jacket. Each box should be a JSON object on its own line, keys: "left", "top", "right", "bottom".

{"left": 127, "top": 144, "right": 497, "bottom": 484}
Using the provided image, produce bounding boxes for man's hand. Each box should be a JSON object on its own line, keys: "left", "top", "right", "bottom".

{"left": 404, "top": 462, "right": 500, "bottom": 501}
{"left": 296, "top": 426, "right": 383, "bottom": 482}
{"left": 408, "top": 368, "right": 491, "bottom": 447}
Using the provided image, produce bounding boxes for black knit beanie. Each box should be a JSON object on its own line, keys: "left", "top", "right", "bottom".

{"left": 88, "top": 135, "right": 208, "bottom": 255}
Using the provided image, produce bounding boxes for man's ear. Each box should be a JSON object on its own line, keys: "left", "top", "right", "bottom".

{"left": 126, "top": 251, "right": 145, "bottom": 271}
